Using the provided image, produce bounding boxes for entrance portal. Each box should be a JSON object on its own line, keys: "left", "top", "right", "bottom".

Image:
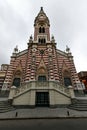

{"left": 36, "top": 92, "right": 49, "bottom": 107}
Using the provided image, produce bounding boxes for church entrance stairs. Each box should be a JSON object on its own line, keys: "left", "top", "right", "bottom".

{"left": 8, "top": 81, "right": 71, "bottom": 107}
{"left": 13, "top": 81, "right": 70, "bottom": 99}
{"left": 68, "top": 98, "right": 87, "bottom": 111}
{"left": 0, "top": 100, "right": 15, "bottom": 113}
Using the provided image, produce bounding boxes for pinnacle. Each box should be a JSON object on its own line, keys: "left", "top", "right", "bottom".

{"left": 41, "top": 7, "right": 43, "bottom": 11}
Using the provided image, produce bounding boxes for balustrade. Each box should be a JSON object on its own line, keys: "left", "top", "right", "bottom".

{"left": 14, "top": 81, "right": 70, "bottom": 96}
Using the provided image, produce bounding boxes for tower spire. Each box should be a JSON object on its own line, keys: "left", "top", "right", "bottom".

{"left": 34, "top": 7, "right": 50, "bottom": 42}
{"left": 41, "top": 7, "right": 43, "bottom": 11}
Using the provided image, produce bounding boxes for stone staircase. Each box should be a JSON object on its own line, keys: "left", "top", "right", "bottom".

{"left": 0, "top": 91, "right": 9, "bottom": 97}
{"left": 14, "top": 81, "right": 70, "bottom": 98}
{"left": 0, "top": 100, "right": 15, "bottom": 113}
{"left": 68, "top": 98, "right": 87, "bottom": 111}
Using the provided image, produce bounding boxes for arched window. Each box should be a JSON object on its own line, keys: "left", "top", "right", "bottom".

{"left": 39, "top": 27, "right": 45, "bottom": 33}
{"left": 38, "top": 38, "right": 46, "bottom": 44}
{"left": 39, "top": 27, "right": 41, "bottom": 33}
{"left": 43, "top": 38, "right": 46, "bottom": 43}
{"left": 12, "top": 69, "right": 22, "bottom": 87}
{"left": 38, "top": 76, "right": 47, "bottom": 81}
{"left": 12, "top": 78, "right": 20, "bottom": 87}
{"left": 38, "top": 38, "right": 41, "bottom": 43}
{"left": 42, "top": 27, "right": 45, "bottom": 33}
{"left": 63, "top": 70, "right": 72, "bottom": 87}
{"left": 41, "top": 39, "right": 43, "bottom": 43}
{"left": 64, "top": 77, "right": 72, "bottom": 87}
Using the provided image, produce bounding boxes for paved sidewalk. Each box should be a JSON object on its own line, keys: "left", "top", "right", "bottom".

{"left": 0, "top": 107, "right": 87, "bottom": 119}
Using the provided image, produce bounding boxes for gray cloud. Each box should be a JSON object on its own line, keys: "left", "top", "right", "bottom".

{"left": 0, "top": 0, "right": 87, "bottom": 72}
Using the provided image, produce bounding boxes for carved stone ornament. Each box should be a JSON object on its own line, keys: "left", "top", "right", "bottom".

{"left": 48, "top": 48, "right": 52, "bottom": 52}
{"left": 32, "top": 48, "right": 37, "bottom": 52}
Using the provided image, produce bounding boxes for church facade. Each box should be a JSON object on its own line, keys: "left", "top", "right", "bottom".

{"left": 0, "top": 7, "right": 83, "bottom": 107}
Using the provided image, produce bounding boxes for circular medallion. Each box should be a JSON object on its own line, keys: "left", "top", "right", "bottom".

{"left": 48, "top": 48, "right": 52, "bottom": 52}
{"left": 32, "top": 48, "right": 37, "bottom": 52}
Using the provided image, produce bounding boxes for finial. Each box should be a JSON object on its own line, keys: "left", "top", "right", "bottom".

{"left": 12, "top": 45, "right": 18, "bottom": 56}
{"left": 51, "top": 35, "right": 54, "bottom": 40}
{"left": 51, "top": 35, "right": 55, "bottom": 43}
{"left": 28, "top": 35, "right": 33, "bottom": 44}
{"left": 41, "top": 7, "right": 43, "bottom": 11}
{"left": 66, "top": 45, "right": 70, "bottom": 53}
{"left": 14, "top": 45, "right": 18, "bottom": 53}
{"left": 30, "top": 35, "right": 33, "bottom": 40}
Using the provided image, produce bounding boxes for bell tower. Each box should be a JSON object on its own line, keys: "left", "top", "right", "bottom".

{"left": 34, "top": 7, "right": 50, "bottom": 43}
{"left": 26, "top": 7, "right": 59, "bottom": 82}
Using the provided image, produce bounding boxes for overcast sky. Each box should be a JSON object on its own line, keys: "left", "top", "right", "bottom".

{"left": 0, "top": 0, "right": 87, "bottom": 72}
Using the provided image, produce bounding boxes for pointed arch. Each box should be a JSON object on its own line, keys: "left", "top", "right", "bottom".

{"left": 12, "top": 62, "right": 23, "bottom": 87}
{"left": 38, "top": 38, "right": 46, "bottom": 44}
{"left": 39, "top": 27, "right": 45, "bottom": 33}
{"left": 42, "top": 27, "right": 45, "bottom": 33}
{"left": 43, "top": 38, "right": 46, "bottom": 43}
{"left": 37, "top": 59, "right": 47, "bottom": 81}
{"left": 12, "top": 78, "right": 21, "bottom": 87}
{"left": 62, "top": 60, "right": 72, "bottom": 87}
{"left": 41, "top": 39, "right": 43, "bottom": 43}
{"left": 37, "top": 67, "right": 47, "bottom": 81}
{"left": 63, "top": 69, "right": 72, "bottom": 87}
{"left": 39, "top": 27, "right": 42, "bottom": 33}
{"left": 38, "top": 38, "right": 41, "bottom": 43}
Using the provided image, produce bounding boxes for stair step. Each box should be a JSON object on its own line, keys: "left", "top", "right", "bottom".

{"left": 68, "top": 98, "right": 87, "bottom": 111}
{"left": 72, "top": 103, "right": 87, "bottom": 105}
{"left": 68, "top": 107, "right": 87, "bottom": 111}
{"left": 0, "top": 105, "right": 14, "bottom": 108}
{"left": 69, "top": 105, "right": 87, "bottom": 108}
{"left": 0, "top": 108, "right": 15, "bottom": 113}
{"left": 0, "top": 107, "right": 15, "bottom": 110}
{"left": 0, "top": 100, "right": 15, "bottom": 113}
